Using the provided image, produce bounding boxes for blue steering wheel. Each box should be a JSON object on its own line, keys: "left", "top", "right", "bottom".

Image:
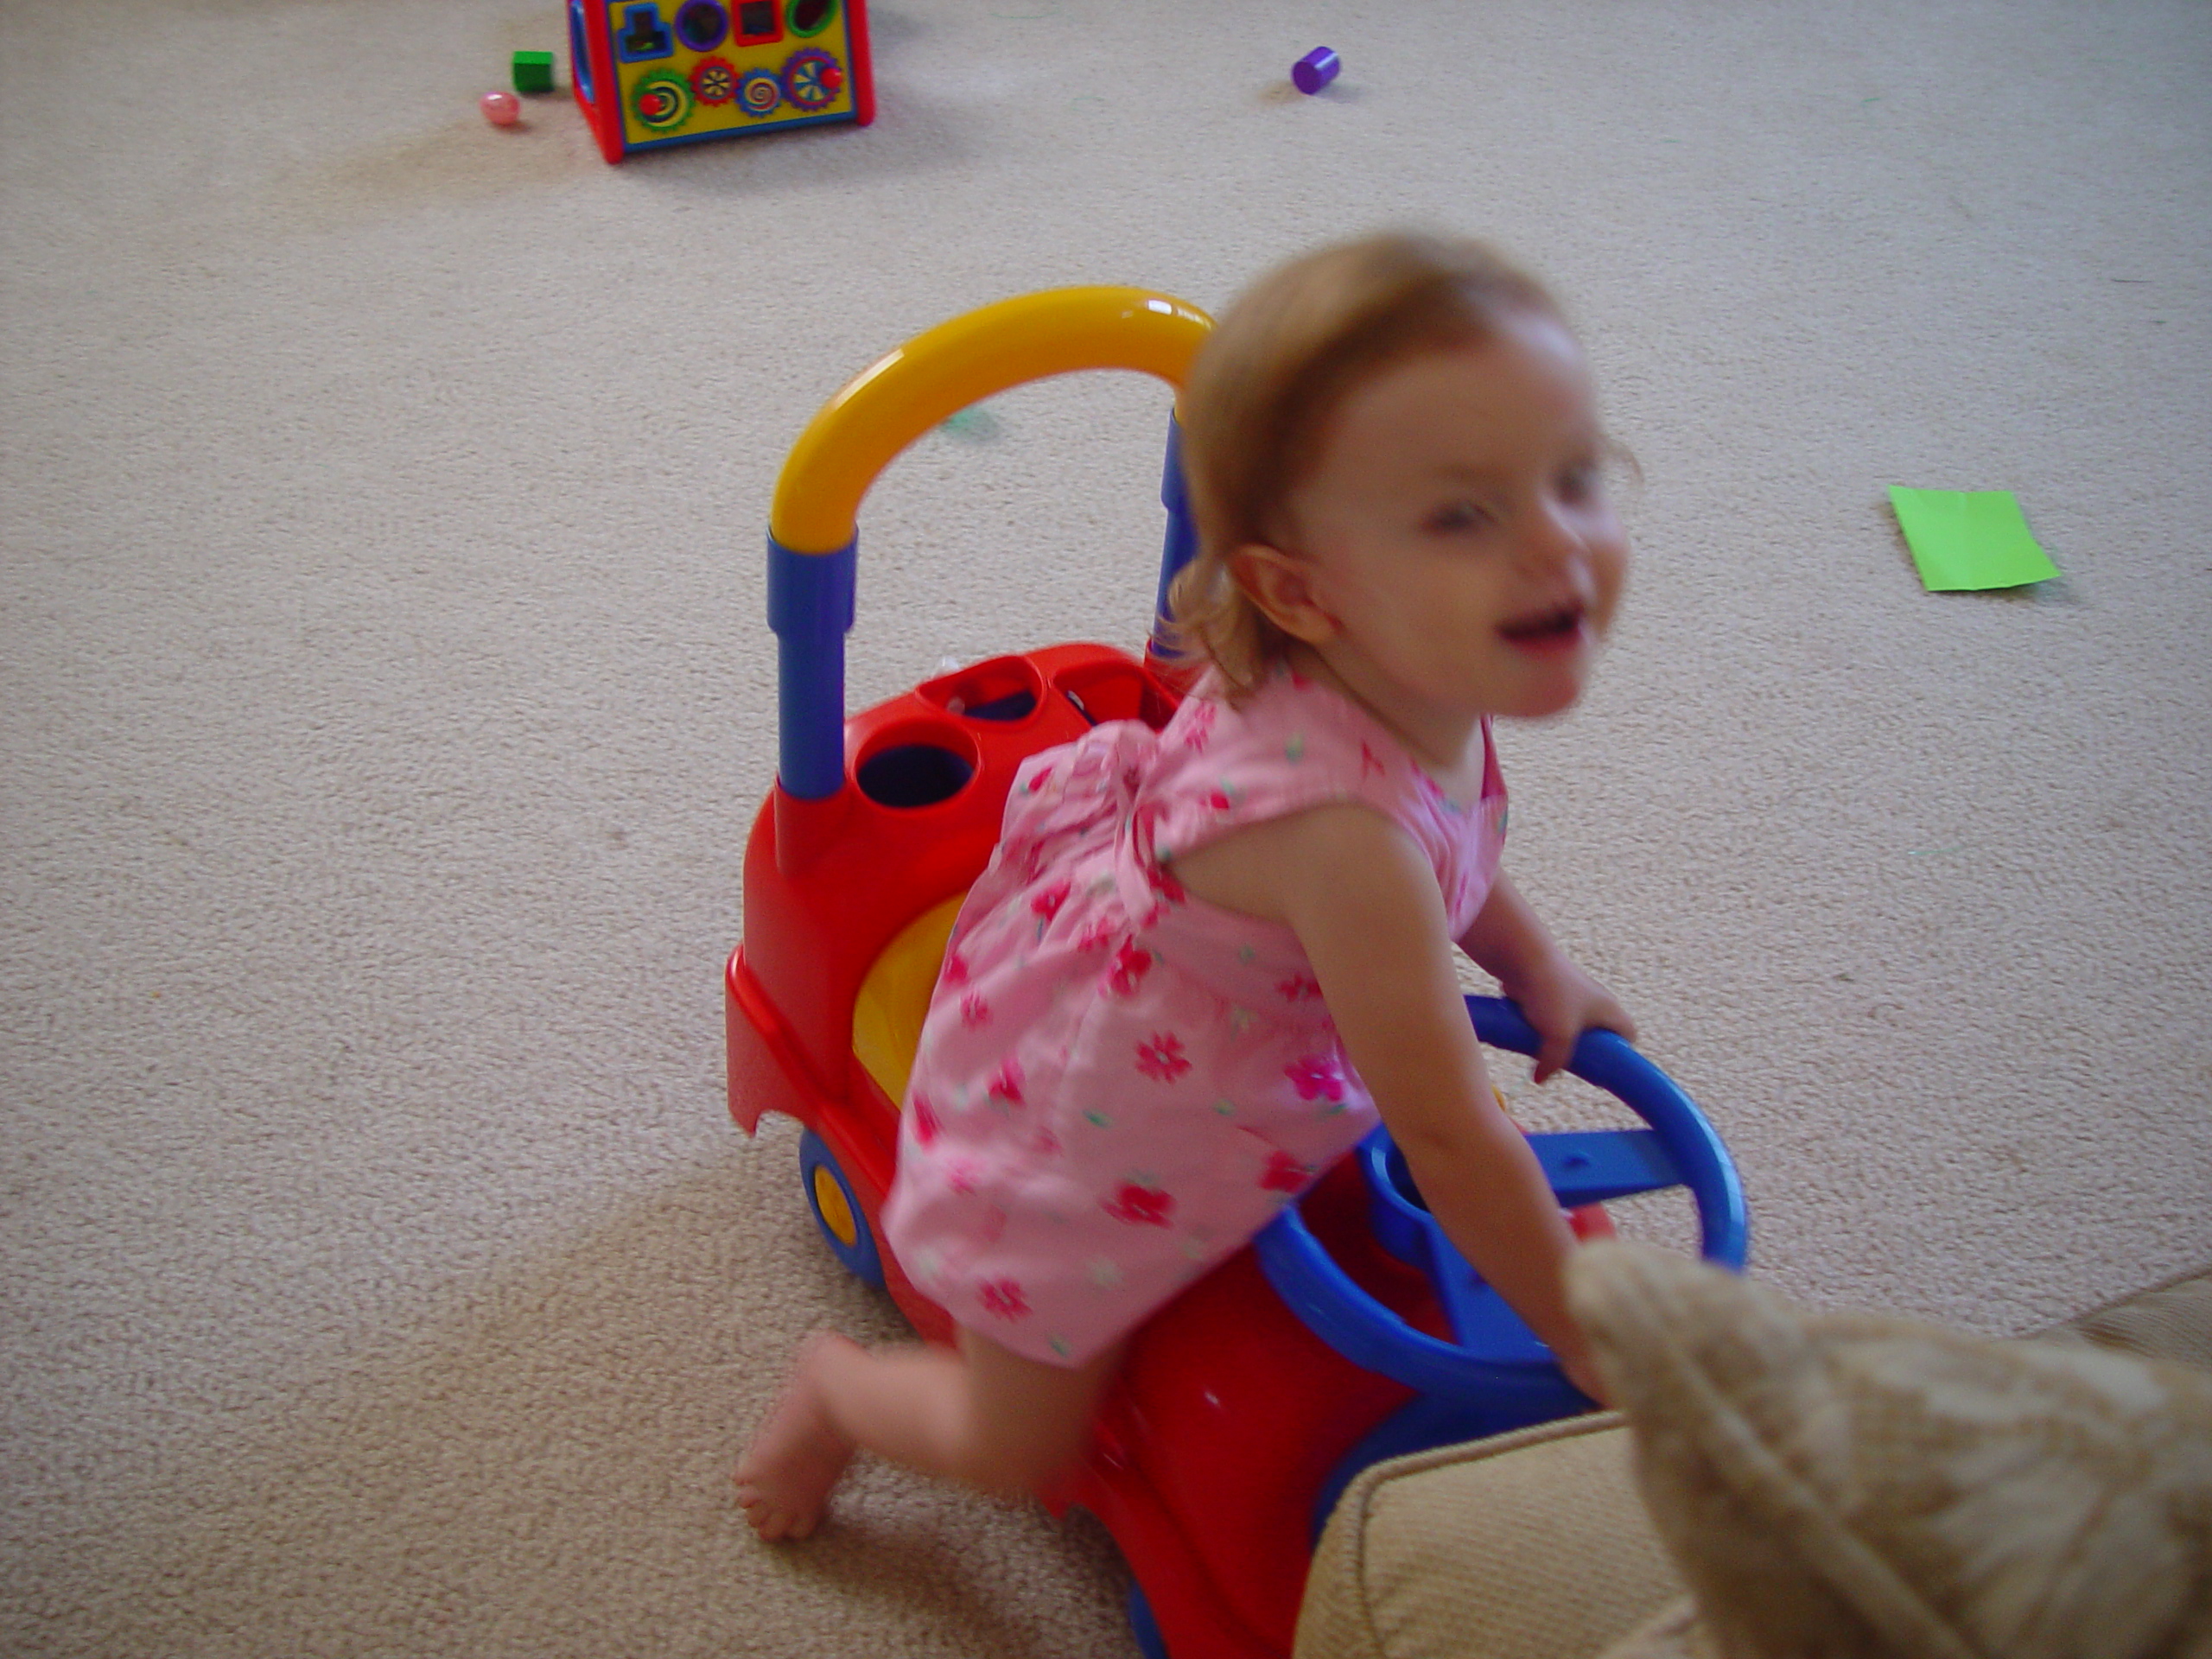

{"left": 1255, "top": 995, "right": 1748, "bottom": 1419}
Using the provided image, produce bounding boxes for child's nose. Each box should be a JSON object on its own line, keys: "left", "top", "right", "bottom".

{"left": 1518, "top": 500, "right": 1589, "bottom": 574}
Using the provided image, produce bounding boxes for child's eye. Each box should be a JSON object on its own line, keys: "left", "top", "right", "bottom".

{"left": 1557, "top": 464, "right": 1603, "bottom": 505}
{"left": 1426, "top": 500, "right": 1491, "bottom": 534}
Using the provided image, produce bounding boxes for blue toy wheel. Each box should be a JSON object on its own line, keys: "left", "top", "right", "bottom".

{"left": 1255, "top": 995, "right": 1746, "bottom": 1413}
{"left": 1126, "top": 1582, "right": 1169, "bottom": 1659}
{"left": 798, "top": 1128, "right": 885, "bottom": 1289}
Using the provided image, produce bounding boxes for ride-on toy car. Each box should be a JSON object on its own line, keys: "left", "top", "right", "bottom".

{"left": 725, "top": 287, "right": 1750, "bottom": 1659}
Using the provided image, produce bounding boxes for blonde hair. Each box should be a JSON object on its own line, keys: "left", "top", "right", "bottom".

{"left": 1167, "top": 232, "right": 1568, "bottom": 694}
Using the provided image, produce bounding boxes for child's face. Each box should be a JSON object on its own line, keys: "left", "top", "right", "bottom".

{"left": 1275, "top": 310, "right": 1628, "bottom": 723}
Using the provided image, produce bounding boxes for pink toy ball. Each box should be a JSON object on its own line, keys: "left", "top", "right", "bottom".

{"left": 480, "top": 90, "right": 522, "bottom": 127}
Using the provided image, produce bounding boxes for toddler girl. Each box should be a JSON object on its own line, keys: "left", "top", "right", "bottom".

{"left": 739, "top": 232, "right": 1637, "bottom": 1541}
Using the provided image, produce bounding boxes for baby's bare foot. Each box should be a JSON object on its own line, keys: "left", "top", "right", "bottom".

{"left": 734, "top": 1333, "right": 858, "bottom": 1541}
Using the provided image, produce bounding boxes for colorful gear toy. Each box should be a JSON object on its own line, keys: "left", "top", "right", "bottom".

{"left": 738, "top": 68, "right": 783, "bottom": 117}
{"left": 632, "top": 70, "right": 695, "bottom": 131}
{"left": 692, "top": 55, "right": 738, "bottom": 105}
{"left": 780, "top": 48, "right": 843, "bottom": 111}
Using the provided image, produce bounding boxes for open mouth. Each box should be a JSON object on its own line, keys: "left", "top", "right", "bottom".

{"left": 1498, "top": 603, "right": 1586, "bottom": 646}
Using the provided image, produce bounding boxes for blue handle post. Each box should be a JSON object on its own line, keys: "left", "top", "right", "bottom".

{"left": 1148, "top": 414, "right": 1198, "bottom": 666}
{"left": 766, "top": 534, "right": 858, "bottom": 801}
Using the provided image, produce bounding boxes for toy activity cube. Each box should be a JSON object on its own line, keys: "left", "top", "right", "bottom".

{"left": 569, "top": 0, "right": 874, "bottom": 163}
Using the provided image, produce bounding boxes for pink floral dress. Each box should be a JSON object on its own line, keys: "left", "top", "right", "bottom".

{"left": 880, "top": 664, "right": 1509, "bottom": 1366}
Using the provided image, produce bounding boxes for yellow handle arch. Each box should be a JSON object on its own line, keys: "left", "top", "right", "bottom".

{"left": 769, "top": 286, "right": 1214, "bottom": 556}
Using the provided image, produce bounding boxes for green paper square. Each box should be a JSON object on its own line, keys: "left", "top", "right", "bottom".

{"left": 1888, "top": 487, "right": 2060, "bottom": 592}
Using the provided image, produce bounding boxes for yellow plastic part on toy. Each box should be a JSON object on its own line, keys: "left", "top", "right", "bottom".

{"left": 770, "top": 286, "right": 1214, "bottom": 556}
{"left": 811, "top": 1163, "right": 861, "bottom": 1249}
{"left": 851, "top": 893, "right": 967, "bottom": 1107}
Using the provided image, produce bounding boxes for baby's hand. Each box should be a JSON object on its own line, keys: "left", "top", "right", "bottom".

{"left": 1501, "top": 957, "right": 1637, "bottom": 1084}
{"left": 1560, "top": 1347, "right": 1612, "bottom": 1407}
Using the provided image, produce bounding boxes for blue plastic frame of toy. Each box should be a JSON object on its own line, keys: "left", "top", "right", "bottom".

{"left": 1258, "top": 994, "right": 1749, "bottom": 1534}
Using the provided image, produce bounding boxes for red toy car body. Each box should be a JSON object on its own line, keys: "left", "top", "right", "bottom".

{"left": 728, "top": 639, "right": 1567, "bottom": 1656}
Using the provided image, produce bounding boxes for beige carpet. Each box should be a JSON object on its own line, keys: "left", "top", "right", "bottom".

{"left": 4, "top": 2, "right": 2209, "bottom": 1654}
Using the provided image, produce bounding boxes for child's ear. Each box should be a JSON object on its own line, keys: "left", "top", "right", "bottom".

{"left": 1231, "top": 543, "right": 1341, "bottom": 643}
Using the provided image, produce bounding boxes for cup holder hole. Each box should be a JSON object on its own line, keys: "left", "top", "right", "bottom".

{"left": 950, "top": 688, "right": 1036, "bottom": 721}
{"left": 921, "top": 656, "right": 1046, "bottom": 727}
{"left": 857, "top": 743, "right": 975, "bottom": 809}
{"left": 1052, "top": 662, "right": 1177, "bottom": 732}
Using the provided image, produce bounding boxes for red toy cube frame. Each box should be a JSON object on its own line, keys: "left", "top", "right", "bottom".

{"left": 569, "top": 0, "right": 875, "bottom": 164}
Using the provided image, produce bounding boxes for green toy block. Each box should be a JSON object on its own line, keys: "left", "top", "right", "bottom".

{"left": 512, "top": 50, "right": 556, "bottom": 94}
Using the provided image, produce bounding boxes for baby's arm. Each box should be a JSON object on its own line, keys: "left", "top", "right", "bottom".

{"left": 1459, "top": 871, "right": 1637, "bottom": 1083}
{"left": 1236, "top": 806, "right": 1607, "bottom": 1402}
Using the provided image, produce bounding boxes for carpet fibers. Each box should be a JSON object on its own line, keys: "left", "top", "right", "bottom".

{"left": 4, "top": 2, "right": 2209, "bottom": 1654}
